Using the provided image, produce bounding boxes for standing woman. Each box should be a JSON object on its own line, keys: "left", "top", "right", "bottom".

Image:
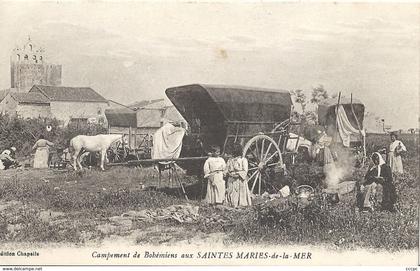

{"left": 225, "top": 143, "right": 252, "bottom": 207}
{"left": 203, "top": 145, "right": 226, "bottom": 206}
{"left": 388, "top": 132, "right": 407, "bottom": 174}
{"left": 32, "top": 134, "right": 54, "bottom": 169}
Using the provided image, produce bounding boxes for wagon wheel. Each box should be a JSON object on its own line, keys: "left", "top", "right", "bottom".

{"left": 108, "top": 141, "right": 126, "bottom": 163}
{"left": 243, "top": 134, "right": 285, "bottom": 195}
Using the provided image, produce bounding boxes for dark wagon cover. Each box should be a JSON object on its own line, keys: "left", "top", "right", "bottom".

{"left": 166, "top": 84, "right": 294, "bottom": 194}
{"left": 166, "top": 84, "right": 293, "bottom": 149}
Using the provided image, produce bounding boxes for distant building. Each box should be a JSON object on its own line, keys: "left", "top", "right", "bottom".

{"left": 10, "top": 37, "right": 61, "bottom": 92}
{"left": 135, "top": 99, "right": 187, "bottom": 134}
{"left": 108, "top": 99, "right": 133, "bottom": 110}
{"left": 0, "top": 91, "right": 50, "bottom": 119}
{"left": 29, "top": 85, "right": 109, "bottom": 125}
{"left": 105, "top": 99, "right": 187, "bottom": 149}
{"left": 0, "top": 85, "right": 109, "bottom": 125}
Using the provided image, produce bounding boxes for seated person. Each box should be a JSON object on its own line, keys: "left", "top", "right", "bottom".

{"left": 0, "top": 149, "right": 17, "bottom": 170}
{"left": 357, "top": 152, "right": 397, "bottom": 212}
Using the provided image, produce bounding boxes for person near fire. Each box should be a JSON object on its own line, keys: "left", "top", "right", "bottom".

{"left": 225, "top": 143, "right": 252, "bottom": 208}
{"left": 388, "top": 132, "right": 406, "bottom": 174}
{"left": 358, "top": 152, "right": 397, "bottom": 212}
{"left": 203, "top": 145, "right": 226, "bottom": 206}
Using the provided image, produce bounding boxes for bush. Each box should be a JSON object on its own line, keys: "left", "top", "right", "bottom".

{"left": 0, "top": 115, "right": 107, "bottom": 157}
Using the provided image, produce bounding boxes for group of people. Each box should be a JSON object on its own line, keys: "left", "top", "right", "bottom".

{"left": 0, "top": 134, "right": 55, "bottom": 170}
{"left": 358, "top": 132, "right": 407, "bottom": 213}
{"left": 203, "top": 143, "right": 252, "bottom": 208}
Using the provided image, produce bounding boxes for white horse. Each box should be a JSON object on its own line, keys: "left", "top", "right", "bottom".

{"left": 69, "top": 134, "right": 125, "bottom": 170}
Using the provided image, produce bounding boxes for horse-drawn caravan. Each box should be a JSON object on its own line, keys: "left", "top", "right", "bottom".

{"left": 164, "top": 84, "right": 303, "bottom": 195}
{"left": 90, "top": 84, "right": 305, "bottom": 195}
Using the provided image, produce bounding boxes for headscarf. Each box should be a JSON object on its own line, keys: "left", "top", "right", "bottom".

{"left": 1, "top": 150, "right": 11, "bottom": 156}
{"left": 371, "top": 152, "right": 385, "bottom": 177}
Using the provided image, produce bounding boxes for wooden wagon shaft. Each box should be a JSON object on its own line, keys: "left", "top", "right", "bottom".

{"left": 108, "top": 156, "right": 208, "bottom": 167}
{"left": 224, "top": 120, "right": 278, "bottom": 125}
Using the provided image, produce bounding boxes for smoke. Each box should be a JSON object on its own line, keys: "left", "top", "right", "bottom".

{"left": 323, "top": 145, "right": 356, "bottom": 189}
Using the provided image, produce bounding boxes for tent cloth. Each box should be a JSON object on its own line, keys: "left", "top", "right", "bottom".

{"left": 152, "top": 123, "right": 185, "bottom": 159}
{"left": 336, "top": 105, "right": 365, "bottom": 147}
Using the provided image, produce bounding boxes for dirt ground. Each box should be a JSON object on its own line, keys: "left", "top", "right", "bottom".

{"left": 0, "top": 166, "right": 240, "bottom": 247}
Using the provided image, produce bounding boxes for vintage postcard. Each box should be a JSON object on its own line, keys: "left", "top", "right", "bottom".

{"left": 0, "top": 0, "right": 418, "bottom": 268}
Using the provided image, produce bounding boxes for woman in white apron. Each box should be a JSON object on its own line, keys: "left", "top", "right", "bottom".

{"left": 32, "top": 135, "right": 54, "bottom": 169}
{"left": 388, "top": 132, "right": 406, "bottom": 174}
{"left": 203, "top": 146, "right": 226, "bottom": 205}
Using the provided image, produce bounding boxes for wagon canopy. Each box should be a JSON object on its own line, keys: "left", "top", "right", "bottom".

{"left": 166, "top": 84, "right": 292, "bottom": 131}
{"left": 317, "top": 97, "right": 365, "bottom": 146}
{"left": 318, "top": 97, "right": 364, "bottom": 126}
{"left": 105, "top": 108, "right": 137, "bottom": 127}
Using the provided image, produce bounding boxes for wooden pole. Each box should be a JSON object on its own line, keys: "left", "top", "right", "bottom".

{"left": 334, "top": 92, "right": 341, "bottom": 143}
{"left": 350, "top": 93, "right": 366, "bottom": 165}
{"left": 129, "top": 126, "right": 132, "bottom": 149}
{"left": 134, "top": 128, "right": 137, "bottom": 150}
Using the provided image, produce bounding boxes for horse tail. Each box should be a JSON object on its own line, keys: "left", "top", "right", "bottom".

{"left": 68, "top": 137, "right": 75, "bottom": 155}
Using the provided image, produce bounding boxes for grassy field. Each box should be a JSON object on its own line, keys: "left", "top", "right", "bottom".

{"left": 0, "top": 133, "right": 418, "bottom": 251}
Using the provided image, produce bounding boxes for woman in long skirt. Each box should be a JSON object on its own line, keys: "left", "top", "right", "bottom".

{"left": 359, "top": 152, "right": 397, "bottom": 212}
{"left": 388, "top": 132, "right": 407, "bottom": 174}
{"left": 225, "top": 143, "right": 252, "bottom": 207}
{"left": 203, "top": 145, "right": 226, "bottom": 205}
{"left": 32, "top": 134, "right": 54, "bottom": 169}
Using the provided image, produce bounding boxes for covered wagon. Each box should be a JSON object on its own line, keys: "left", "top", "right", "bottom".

{"left": 166, "top": 84, "right": 296, "bottom": 194}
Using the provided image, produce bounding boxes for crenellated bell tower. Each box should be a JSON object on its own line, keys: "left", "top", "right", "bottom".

{"left": 10, "top": 36, "right": 62, "bottom": 92}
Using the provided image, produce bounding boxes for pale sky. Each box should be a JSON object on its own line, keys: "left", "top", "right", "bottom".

{"left": 0, "top": 1, "right": 418, "bottom": 129}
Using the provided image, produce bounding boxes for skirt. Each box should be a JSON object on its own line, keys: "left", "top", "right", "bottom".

{"left": 33, "top": 147, "right": 49, "bottom": 169}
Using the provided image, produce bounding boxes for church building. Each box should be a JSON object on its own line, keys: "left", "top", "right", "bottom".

{"left": 0, "top": 37, "right": 110, "bottom": 125}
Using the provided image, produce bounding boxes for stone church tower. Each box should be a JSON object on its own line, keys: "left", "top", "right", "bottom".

{"left": 10, "top": 37, "right": 62, "bottom": 92}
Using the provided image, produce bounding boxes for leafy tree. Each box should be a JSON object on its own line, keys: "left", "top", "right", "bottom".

{"left": 291, "top": 89, "right": 307, "bottom": 113}
{"left": 310, "top": 85, "right": 329, "bottom": 104}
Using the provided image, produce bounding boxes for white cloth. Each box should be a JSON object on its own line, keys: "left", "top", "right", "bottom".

{"left": 336, "top": 105, "right": 365, "bottom": 147}
{"left": 389, "top": 140, "right": 406, "bottom": 174}
{"left": 370, "top": 152, "right": 385, "bottom": 177}
{"left": 152, "top": 123, "right": 185, "bottom": 159}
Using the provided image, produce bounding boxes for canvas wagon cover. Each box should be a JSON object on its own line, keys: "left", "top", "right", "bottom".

{"left": 317, "top": 97, "right": 365, "bottom": 145}
{"left": 165, "top": 84, "right": 292, "bottom": 129}
{"left": 318, "top": 97, "right": 365, "bottom": 128}
{"left": 105, "top": 108, "right": 137, "bottom": 127}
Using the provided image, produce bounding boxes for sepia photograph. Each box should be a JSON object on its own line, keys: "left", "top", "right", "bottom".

{"left": 0, "top": 0, "right": 418, "bottom": 268}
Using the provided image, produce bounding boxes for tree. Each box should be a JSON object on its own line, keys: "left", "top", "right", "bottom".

{"left": 291, "top": 89, "right": 307, "bottom": 113}
{"left": 310, "top": 85, "right": 329, "bottom": 104}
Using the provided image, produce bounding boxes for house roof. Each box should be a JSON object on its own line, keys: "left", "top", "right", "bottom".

{"left": 128, "top": 99, "right": 164, "bottom": 110}
{"left": 10, "top": 92, "right": 50, "bottom": 104}
{"left": 105, "top": 108, "right": 137, "bottom": 127}
{"left": 30, "top": 85, "right": 107, "bottom": 102}
{"left": 108, "top": 99, "right": 133, "bottom": 110}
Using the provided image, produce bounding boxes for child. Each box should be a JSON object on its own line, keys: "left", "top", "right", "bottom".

{"left": 203, "top": 145, "right": 226, "bottom": 205}
{"left": 225, "top": 143, "right": 252, "bottom": 207}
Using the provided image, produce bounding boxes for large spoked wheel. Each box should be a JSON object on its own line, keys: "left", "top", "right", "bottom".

{"left": 108, "top": 141, "right": 127, "bottom": 163}
{"left": 243, "top": 134, "right": 284, "bottom": 195}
